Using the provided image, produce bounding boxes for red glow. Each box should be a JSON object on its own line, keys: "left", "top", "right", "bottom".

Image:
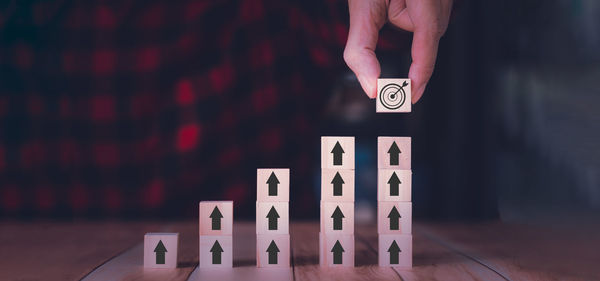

{"left": 177, "top": 124, "right": 201, "bottom": 152}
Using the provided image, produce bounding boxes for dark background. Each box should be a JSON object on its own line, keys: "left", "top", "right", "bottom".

{"left": 1, "top": 0, "right": 598, "bottom": 224}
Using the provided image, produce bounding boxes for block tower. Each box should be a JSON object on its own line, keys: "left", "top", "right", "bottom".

{"left": 199, "top": 201, "right": 234, "bottom": 268}
{"left": 256, "top": 168, "right": 290, "bottom": 267}
{"left": 320, "top": 137, "right": 355, "bottom": 266}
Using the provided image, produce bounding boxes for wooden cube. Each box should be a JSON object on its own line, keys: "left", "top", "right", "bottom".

{"left": 320, "top": 202, "right": 354, "bottom": 234}
{"left": 256, "top": 234, "right": 290, "bottom": 267}
{"left": 377, "top": 169, "right": 411, "bottom": 202}
{"left": 321, "top": 137, "right": 355, "bottom": 170}
{"left": 256, "top": 202, "right": 289, "bottom": 234}
{"left": 321, "top": 169, "right": 355, "bottom": 202}
{"left": 257, "top": 168, "right": 290, "bottom": 202}
{"left": 377, "top": 202, "right": 412, "bottom": 234}
{"left": 199, "top": 201, "right": 233, "bottom": 236}
{"left": 199, "top": 235, "right": 233, "bottom": 268}
{"left": 319, "top": 233, "right": 354, "bottom": 267}
{"left": 378, "top": 234, "right": 412, "bottom": 268}
{"left": 376, "top": 78, "right": 411, "bottom": 113}
{"left": 377, "top": 137, "right": 411, "bottom": 169}
{"left": 144, "top": 233, "right": 179, "bottom": 268}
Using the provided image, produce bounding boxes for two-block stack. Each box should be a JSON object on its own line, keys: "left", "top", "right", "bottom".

{"left": 377, "top": 137, "right": 412, "bottom": 267}
{"left": 199, "top": 201, "right": 234, "bottom": 268}
{"left": 319, "top": 137, "right": 355, "bottom": 266}
{"left": 256, "top": 169, "right": 290, "bottom": 267}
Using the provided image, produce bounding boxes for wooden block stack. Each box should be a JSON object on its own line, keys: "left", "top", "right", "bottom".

{"left": 319, "top": 137, "right": 355, "bottom": 266}
{"left": 199, "top": 201, "right": 233, "bottom": 268}
{"left": 143, "top": 233, "right": 179, "bottom": 269}
{"left": 256, "top": 169, "right": 290, "bottom": 267}
{"left": 377, "top": 137, "right": 412, "bottom": 267}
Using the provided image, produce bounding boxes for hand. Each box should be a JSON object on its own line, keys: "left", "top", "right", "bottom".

{"left": 343, "top": 0, "right": 452, "bottom": 103}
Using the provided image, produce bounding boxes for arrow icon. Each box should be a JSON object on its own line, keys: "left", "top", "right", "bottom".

{"left": 387, "top": 206, "right": 401, "bottom": 230}
{"left": 331, "top": 172, "right": 345, "bottom": 196}
{"left": 387, "top": 240, "right": 401, "bottom": 264}
{"left": 331, "top": 240, "right": 345, "bottom": 264}
{"left": 266, "top": 172, "right": 279, "bottom": 196}
{"left": 210, "top": 206, "right": 223, "bottom": 230}
{"left": 388, "top": 141, "right": 401, "bottom": 166}
{"left": 266, "top": 206, "right": 280, "bottom": 230}
{"left": 331, "top": 206, "right": 345, "bottom": 230}
{"left": 387, "top": 172, "right": 401, "bottom": 196}
{"left": 154, "top": 240, "right": 167, "bottom": 264}
{"left": 210, "top": 240, "right": 224, "bottom": 264}
{"left": 331, "top": 141, "right": 344, "bottom": 166}
{"left": 266, "top": 240, "right": 280, "bottom": 264}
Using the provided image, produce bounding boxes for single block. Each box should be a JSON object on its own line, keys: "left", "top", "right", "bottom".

{"left": 319, "top": 233, "right": 354, "bottom": 267}
{"left": 377, "top": 202, "right": 412, "bottom": 234}
{"left": 378, "top": 234, "right": 412, "bottom": 268}
{"left": 199, "top": 201, "right": 233, "bottom": 236}
{"left": 144, "top": 233, "right": 179, "bottom": 269}
{"left": 199, "top": 235, "right": 233, "bottom": 268}
{"left": 377, "top": 169, "right": 412, "bottom": 202}
{"left": 321, "top": 169, "right": 355, "bottom": 202}
{"left": 376, "top": 78, "right": 411, "bottom": 113}
{"left": 321, "top": 137, "right": 355, "bottom": 170}
{"left": 256, "top": 202, "right": 289, "bottom": 234}
{"left": 320, "top": 202, "right": 354, "bottom": 234}
{"left": 257, "top": 168, "right": 290, "bottom": 202}
{"left": 256, "top": 234, "right": 290, "bottom": 267}
{"left": 377, "top": 137, "right": 411, "bottom": 169}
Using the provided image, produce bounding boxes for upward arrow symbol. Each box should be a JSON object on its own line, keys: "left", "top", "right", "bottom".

{"left": 387, "top": 240, "right": 401, "bottom": 264}
{"left": 331, "top": 206, "right": 345, "bottom": 230}
{"left": 209, "top": 206, "right": 223, "bottom": 230}
{"left": 266, "top": 172, "right": 280, "bottom": 196}
{"left": 331, "top": 172, "right": 345, "bottom": 196}
{"left": 210, "top": 240, "right": 224, "bottom": 264}
{"left": 388, "top": 141, "right": 401, "bottom": 166}
{"left": 154, "top": 240, "right": 167, "bottom": 264}
{"left": 266, "top": 206, "right": 280, "bottom": 230}
{"left": 387, "top": 172, "right": 401, "bottom": 196}
{"left": 331, "top": 240, "right": 345, "bottom": 264}
{"left": 266, "top": 240, "right": 280, "bottom": 264}
{"left": 387, "top": 206, "right": 401, "bottom": 230}
{"left": 331, "top": 141, "right": 345, "bottom": 166}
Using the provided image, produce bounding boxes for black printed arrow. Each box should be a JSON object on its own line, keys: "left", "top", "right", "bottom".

{"left": 331, "top": 141, "right": 344, "bottom": 166}
{"left": 331, "top": 240, "right": 345, "bottom": 264}
{"left": 266, "top": 206, "right": 280, "bottom": 230}
{"left": 388, "top": 172, "right": 401, "bottom": 196}
{"left": 331, "top": 172, "right": 345, "bottom": 196}
{"left": 266, "top": 240, "right": 280, "bottom": 264}
{"left": 387, "top": 206, "right": 401, "bottom": 230}
{"left": 388, "top": 141, "right": 401, "bottom": 166}
{"left": 266, "top": 172, "right": 280, "bottom": 196}
{"left": 388, "top": 240, "right": 401, "bottom": 264}
{"left": 210, "top": 206, "right": 223, "bottom": 230}
{"left": 210, "top": 240, "right": 224, "bottom": 264}
{"left": 331, "top": 206, "right": 345, "bottom": 230}
{"left": 154, "top": 240, "right": 167, "bottom": 264}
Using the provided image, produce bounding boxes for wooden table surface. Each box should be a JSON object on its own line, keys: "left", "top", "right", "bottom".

{"left": 0, "top": 220, "right": 598, "bottom": 281}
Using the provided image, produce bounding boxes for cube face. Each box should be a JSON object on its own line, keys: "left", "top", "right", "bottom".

{"left": 144, "top": 233, "right": 179, "bottom": 269}
{"left": 378, "top": 234, "right": 412, "bottom": 268}
{"left": 321, "top": 137, "right": 355, "bottom": 170}
{"left": 257, "top": 169, "right": 290, "bottom": 202}
{"left": 256, "top": 234, "right": 290, "bottom": 267}
{"left": 377, "top": 170, "right": 412, "bottom": 202}
{"left": 376, "top": 79, "right": 411, "bottom": 113}
{"left": 256, "top": 202, "right": 289, "bottom": 234}
{"left": 199, "top": 201, "right": 233, "bottom": 236}
{"left": 377, "top": 202, "right": 412, "bottom": 234}
{"left": 321, "top": 169, "right": 355, "bottom": 202}
{"left": 199, "top": 236, "right": 233, "bottom": 268}
{"left": 320, "top": 202, "right": 354, "bottom": 234}
{"left": 377, "top": 137, "right": 411, "bottom": 170}
{"left": 319, "top": 233, "right": 355, "bottom": 267}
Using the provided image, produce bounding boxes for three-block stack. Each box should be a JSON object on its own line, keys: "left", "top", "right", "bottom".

{"left": 199, "top": 201, "right": 234, "bottom": 268}
{"left": 256, "top": 169, "right": 290, "bottom": 267}
{"left": 377, "top": 137, "right": 412, "bottom": 267}
{"left": 319, "top": 137, "right": 355, "bottom": 266}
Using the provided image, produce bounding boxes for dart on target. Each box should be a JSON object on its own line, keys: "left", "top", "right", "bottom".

{"left": 379, "top": 81, "right": 409, "bottom": 110}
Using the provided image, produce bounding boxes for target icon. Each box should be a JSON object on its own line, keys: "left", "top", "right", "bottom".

{"left": 379, "top": 81, "right": 408, "bottom": 110}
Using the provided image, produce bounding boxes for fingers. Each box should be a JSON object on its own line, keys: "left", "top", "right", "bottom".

{"left": 343, "top": 0, "right": 388, "bottom": 99}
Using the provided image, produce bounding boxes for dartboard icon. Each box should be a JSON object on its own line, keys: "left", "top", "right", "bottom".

{"left": 379, "top": 82, "right": 408, "bottom": 110}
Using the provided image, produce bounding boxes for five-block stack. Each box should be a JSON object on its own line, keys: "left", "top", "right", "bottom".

{"left": 320, "top": 137, "right": 355, "bottom": 266}
{"left": 199, "top": 201, "right": 234, "bottom": 268}
{"left": 256, "top": 169, "right": 290, "bottom": 267}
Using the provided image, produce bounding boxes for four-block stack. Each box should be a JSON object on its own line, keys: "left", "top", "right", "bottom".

{"left": 199, "top": 201, "right": 234, "bottom": 268}
{"left": 320, "top": 137, "right": 355, "bottom": 266}
{"left": 256, "top": 169, "right": 290, "bottom": 267}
